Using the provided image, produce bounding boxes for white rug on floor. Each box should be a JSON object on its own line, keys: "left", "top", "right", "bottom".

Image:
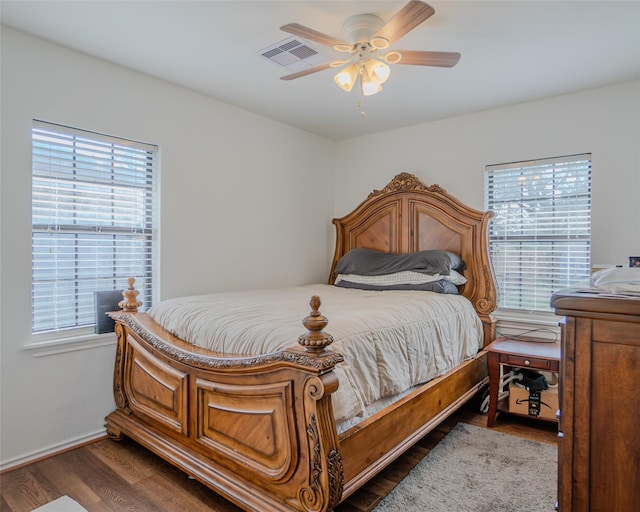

{"left": 374, "top": 422, "right": 557, "bottom": 512}
{"left": 32, "top": 496, "right": 88, "bottom": 512}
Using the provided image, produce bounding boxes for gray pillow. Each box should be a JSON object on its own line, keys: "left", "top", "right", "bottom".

{"left": 334, "top": 248, "right": 465, "bottom": 276}
{"left": 335, "top": 279, "right": 460, "bottom": 294}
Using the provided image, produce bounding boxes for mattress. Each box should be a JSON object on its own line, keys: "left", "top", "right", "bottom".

{"left": 147, "top": 284, "right": 483, "bottom": 425}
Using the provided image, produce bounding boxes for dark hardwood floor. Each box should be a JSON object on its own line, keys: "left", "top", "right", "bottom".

{"left": 1, "top": 406, "right": 557, "bottom": 512}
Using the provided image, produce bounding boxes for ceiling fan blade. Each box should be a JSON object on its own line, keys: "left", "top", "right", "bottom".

{"left": 280, "top": 63, "right": 333, "bottom": 81}
{"left": 373, "top": 1, "right": 435, "bottom": 46}
{"left": 394, "top": 50, "right": 461, "bottom": 67}
{"left": 280, "top": 23, "right": 350, "bottom": 49}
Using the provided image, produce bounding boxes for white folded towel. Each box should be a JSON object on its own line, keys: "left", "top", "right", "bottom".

{"left": 591, "top": 267, "right": 640, "bottom": 294}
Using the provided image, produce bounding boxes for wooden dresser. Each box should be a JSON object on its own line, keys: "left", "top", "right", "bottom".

{"left": 551, "top": 290, "right": 640, "bottom": 512}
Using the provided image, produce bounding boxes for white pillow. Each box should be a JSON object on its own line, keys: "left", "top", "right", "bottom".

{"left": 445, "top": 269, "right": 467, "bottom": 285}
{"left": 335, "top": 269, "right": 467, "bottom": 286}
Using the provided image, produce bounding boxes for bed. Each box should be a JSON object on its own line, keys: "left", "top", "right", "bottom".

{"left": 105, "top": 172, "right": 497, "bottom": 512}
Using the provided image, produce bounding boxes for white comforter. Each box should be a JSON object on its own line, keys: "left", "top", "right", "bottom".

{"left": 147, "top": 284, "right": 483, "bottom": 424}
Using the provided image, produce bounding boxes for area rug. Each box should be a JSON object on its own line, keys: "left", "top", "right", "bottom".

{"left": 32, "top": 496, "right": 88, "bottom": 512}
{"left": 374, "top": 422, "right": 557, "bottom": 512}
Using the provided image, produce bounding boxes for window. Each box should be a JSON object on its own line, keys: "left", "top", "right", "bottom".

{"left": 485, "top": 154, "right": 591, "bottom": 313}
{"left": 32, "top": 120, "right": 157, "bottom": 337}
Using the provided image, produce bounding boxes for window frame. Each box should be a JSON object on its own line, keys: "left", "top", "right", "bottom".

{"left": 28, "top": 120, "right": 159, "bottom": 353}
{"left": 485, "top": 153, "right": 592, "bottom": 316}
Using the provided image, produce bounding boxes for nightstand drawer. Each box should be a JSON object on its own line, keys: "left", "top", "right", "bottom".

{"left": 502, "top": 354, "right": 551, "bottom": 369}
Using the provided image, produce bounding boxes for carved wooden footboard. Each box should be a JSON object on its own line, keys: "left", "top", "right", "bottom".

{"left": 106, "top": 295, "right": 346, "bottom": 512}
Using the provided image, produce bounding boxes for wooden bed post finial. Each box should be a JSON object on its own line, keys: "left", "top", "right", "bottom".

{"left": 118, "top": 277, "right": 143, "bottom": 312}
{"left": 298, "top": 295, "right": 334, "bottom": 353}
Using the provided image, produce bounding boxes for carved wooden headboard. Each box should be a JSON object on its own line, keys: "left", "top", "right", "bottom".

{"left": 330, "top": 172, "right": 497, "bottom": 343}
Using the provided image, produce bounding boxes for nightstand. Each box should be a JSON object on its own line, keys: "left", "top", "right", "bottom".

{"left": 486, "top": 336, "right": 561, "bottom": 427}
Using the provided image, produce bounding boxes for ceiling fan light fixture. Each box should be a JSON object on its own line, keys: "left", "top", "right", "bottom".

{"left": 365, "top": 58, "right": 390, "bottom": 83}
{"left": 360, "top": 75, "right": 383, "bottom": 97}
{"left": 280, "top": 1, "right": 461, "bottom": 98}
{"left": 334, "top": 63, "right": 358, "bottom": 91}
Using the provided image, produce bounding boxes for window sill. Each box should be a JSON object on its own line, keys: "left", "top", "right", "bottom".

{"left": 24, "top": 332, "right": 117, "bottom": 357}
{"left": 493, "top": 309, "right": 561, "bottom": 341}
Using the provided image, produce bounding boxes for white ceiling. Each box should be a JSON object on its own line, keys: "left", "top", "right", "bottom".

{"left": 2, "top": 1, "right": 639, "bottom": 141}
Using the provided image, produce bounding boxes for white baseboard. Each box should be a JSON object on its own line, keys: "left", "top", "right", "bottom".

{"left": 0, "top": 429, "right": 107, "bottom": 472}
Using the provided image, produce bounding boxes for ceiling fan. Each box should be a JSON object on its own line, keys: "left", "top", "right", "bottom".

{"left": 279, "top": 0, "right": 460, "bottom": 97}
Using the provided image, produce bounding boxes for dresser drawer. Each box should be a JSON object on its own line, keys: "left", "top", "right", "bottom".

{"left": 593, "top": 320, "right": 640, "bottom": 347}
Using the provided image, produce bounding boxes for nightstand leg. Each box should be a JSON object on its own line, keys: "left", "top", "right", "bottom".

{"left": 487, "top": 351, "right": 499, "bottom": 427}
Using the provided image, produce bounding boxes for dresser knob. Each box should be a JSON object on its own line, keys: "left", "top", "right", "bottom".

{"left": 558, "top": 431, "right": 564, "bottom": 439}
{"left": 524, "top": 359, "right": 530, "bottom": 365}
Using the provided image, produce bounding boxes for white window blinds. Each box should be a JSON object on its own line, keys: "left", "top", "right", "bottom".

{"left": 32, "top": 120, "right": 157, "bottom": 334}
{"left": 485, "top": 154, "right": 591, "bottom": 313}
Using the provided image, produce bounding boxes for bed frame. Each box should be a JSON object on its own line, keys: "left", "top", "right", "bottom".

{"left": 105, "top": 172, "right": 497, "bottom": 512}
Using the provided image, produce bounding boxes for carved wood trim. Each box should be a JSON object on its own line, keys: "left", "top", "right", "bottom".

{"left": 326, "top": 448, "right": 344, "bottom": 510}
{"left": 368, "top": 171, "right": 446, "bottom": 197}
{"left": 112, "top": 323, "right": 128, "bottom": 410}
{"left": 298, "top": 296, "right": 334, "bottom": 353}
{"left": 109, "top": 312, "right": 344, "bottom": 372}
{"left": 289, "top": 375, "right": 344, "bottom": 512}
{"left": 298, "top": 414, "right": 322, "bottom": 510}
{"left": 118, "top": 277, "right": 142, "bottom": 312}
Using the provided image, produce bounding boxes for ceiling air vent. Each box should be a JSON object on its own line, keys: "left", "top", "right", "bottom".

{"left": 258, "top": 37, "right": 330, "bottom": 73}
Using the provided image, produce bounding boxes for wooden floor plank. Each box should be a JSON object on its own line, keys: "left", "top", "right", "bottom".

{"left": 354, "top": 474, "right": 398, "bottom": 498}
{"left": 36, "top": 456, "right": 102, "bottom": 507}
{"left": 133, "top": 472, "right": 234, "bottom": 512}
{"left": 84, "top": 501, "right": 115, "bottom": 512}
{"left": 337, "top": 488, "right": 381, "bottom": 512}
{"left": 0, "top": 468, "right": 57, "bottom": 511}
{"left": 1, "top": 495, "right": 12, "bottom": 512}
{"left": 55, "top": 447, "right": 160, "bottom": 511}
{"left": 128, "top": 441, "right": 244, "bottom": 511}
{"left": 86, "top": 438, "right": 156, "bottom": 485}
